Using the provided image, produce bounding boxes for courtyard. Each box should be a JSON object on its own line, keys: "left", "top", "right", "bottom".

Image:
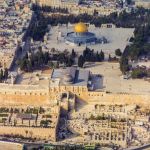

{"left": 86, "top": 62, "right": 150, "bottom": 94}
{"left": 43, "top": 24, "right": 134, "bottom": 58}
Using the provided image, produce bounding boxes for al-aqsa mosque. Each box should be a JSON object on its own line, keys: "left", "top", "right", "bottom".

{"left": 65, "top": 22, "right": 100, "bottom": 46}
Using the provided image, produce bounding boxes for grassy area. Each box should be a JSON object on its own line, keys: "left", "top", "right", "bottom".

{"left": 84, "top": 145, "right": 95, "bottom": 150}
{"left": 0, "top": 114, "right": 8, "bottom": 117}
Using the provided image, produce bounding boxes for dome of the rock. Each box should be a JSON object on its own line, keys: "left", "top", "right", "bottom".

{"left": 74, "top": 22, "right": 88, "bottom": 33}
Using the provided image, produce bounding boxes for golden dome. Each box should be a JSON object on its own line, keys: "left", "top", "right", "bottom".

{"left": 74, "top": 22, "right": 88, "bottom": 33}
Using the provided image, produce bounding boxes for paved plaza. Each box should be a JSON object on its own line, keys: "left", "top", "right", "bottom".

{"left": 86, "top": 62, "right": 150, "bottom": 94}
{"left": 44, "top": 25, "right": 134, "bottom": 57}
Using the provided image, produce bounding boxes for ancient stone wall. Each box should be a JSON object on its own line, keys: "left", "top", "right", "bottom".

{"left": 79, "top": 91, "right": 150, "bottom": 107}
{"left": 0, "top": 84, "right": 149, "bottom": 107}
{"left": 0, "top": 93, "right": 50, "bottom": 106}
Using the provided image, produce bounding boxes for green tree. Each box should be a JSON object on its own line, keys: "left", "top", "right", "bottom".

{"left": 78, "top": 55, "right": 85, "bottom": 68}
{"left": 131, "top": 68, "right": 147, "bottom": 78}
{"left": 126, "top": 0, "right": 132, "bottom": 5}
{"left": 108, "top": 54, "right": 112, "bottom": 61}
{"left": 115, "top": 49, "right": 122, "bottom": 56}
{"left": 66, "top": 57, "right": 74, "bottom": 67}
{"left": 48, "top": 61, "right": 54, "bottom": 68}
{"left": 43, "top": 52, "right": 49, "bottom": 64}
{"left": 89, "top": 114, "right": 95, "bottom": 120}
{"left": 71, "top": 49, "right": 76, "bottom": 58}
{"left": 19, "top": 59, "right": 27, "bottom": 71}
{"left": 4, "top": 68, "right": 8, "bottom": 80}
{"left": 100, "top": 50, "right": 105, "bottom": 60}
{"left": 120, "top": 57, "right": 129, "bottom": 74}
{"left": 96, "top": 51, "right": 101, "bottom": 61}
{"left": 0, "top": 69, "right": 3, "bottom": 81}
{"left": 27, "top": 60, "right": 33, "bottom": 72}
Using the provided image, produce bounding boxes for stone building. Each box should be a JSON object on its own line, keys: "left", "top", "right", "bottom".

{"left": 65, "top": 22, "right": 98, "bottom": 46}
{"left": 135, "top": 0, "right": 150, "bottom": 9}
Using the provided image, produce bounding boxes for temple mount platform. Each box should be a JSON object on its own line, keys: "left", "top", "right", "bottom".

{"left": 42, "top": 23, "right": 134, "bottom": 57}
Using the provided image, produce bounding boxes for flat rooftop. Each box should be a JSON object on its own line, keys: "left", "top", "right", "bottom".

{"left": 15, "top": 69, "right": 52, "bottom": 88}
{"left": 51, "top": 67, "right": 89, "bottom": 86}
